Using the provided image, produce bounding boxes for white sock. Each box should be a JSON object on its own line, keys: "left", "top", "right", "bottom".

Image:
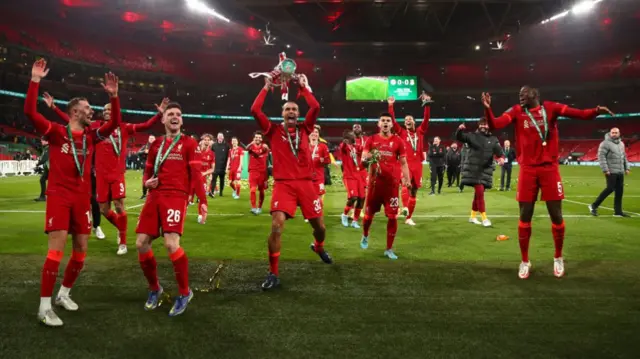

{"left": 39, "top": 297, "right": 52, "bottom": 312}
{"left": 58, "top": 285, "right": 71, "bottom": 298}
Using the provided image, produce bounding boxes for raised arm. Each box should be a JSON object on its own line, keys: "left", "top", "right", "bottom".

{"left": 95, "top": 72, "right": 121, "bottom": 139}
{"left": 299, "top": 75, "right": 320, "bottom": 130}
{"left": 42, "top": 92, "right": 70, "bottom": 123}
{"left": 455, "top": 124, "right": 471, "bottom": 144}
{"left": 549, "top": 101, "right": 602, "bottom": 121}
{"left": 250, "top": 85, "right": 272, "bottom": 133}
{"left": 387, "top": 97, "right": 402, "bottom": 134}
{"left": 24, "top": 60, "right": 54, "bottom": 135}
{"left": 481, "top": 92, "right": 514, "bottom": 130}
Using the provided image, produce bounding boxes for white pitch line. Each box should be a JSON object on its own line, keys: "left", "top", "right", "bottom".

{"left": 125, "top": 203, "right": 145, "bottom": 210}
{"left": 563, "top": 199, "right": 640, "bottom": 216}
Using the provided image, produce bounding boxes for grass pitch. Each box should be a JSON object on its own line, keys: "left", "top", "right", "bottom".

{"left": 346, "top": 77, "right": 389, "bottom": 101}
{"left": 0, "top": 166, "right": 639, "bottom": 359}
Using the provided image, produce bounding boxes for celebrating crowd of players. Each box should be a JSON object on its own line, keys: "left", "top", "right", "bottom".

{"left": 24, "top": 59, "right": 616, "bottom": 327}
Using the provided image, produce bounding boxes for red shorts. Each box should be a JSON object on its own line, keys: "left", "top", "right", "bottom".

{"left": 344, "top": 176, "right": 365, "bottom": 198}
{"left": 45, "top": 194, "right": 92, "bottom": 235}
{"left": 358, "top": 169, "right": 369, "bottom": 189}
{"left": 517, "top": 164, "right": 564, "bottom": 202}
{"left": 96, "top": 174, "right": 125, "bottom": 203}
{"left": 136, "top": 192, "right": 188, "bottom": 238}
{"left": 249, "top": 170, "right": 268, "bottom": 190}
{"left": 271, "top": 180, "right": 323, "bottom": 219}
{"left": 314, "top": 180, "right": 326, "bottom": 196}
{"left": 408, "top": 164, "right": 423, "bottom": 189}
{"left": 365, "top": 179, "right": 400, "bottom": 218}
{"left": 229, "top": 170, "right": 241, "bottom": 182}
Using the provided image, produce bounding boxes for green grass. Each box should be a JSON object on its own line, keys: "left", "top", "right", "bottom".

{"left": 346, "top": 77, "right": 389, "bottom": 101}
{"left": 1, "top": 166, "right": 639, "bottom": 359}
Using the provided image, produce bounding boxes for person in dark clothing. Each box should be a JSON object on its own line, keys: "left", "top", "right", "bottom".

{"left": 499, "top": 140, "right": 516, "bottom": 191}
{"left": 456, "top": 119, "right": 504, "bottom": 227}
{"left": 459, "top": 143, "right": 470, "bottom": 193}
{"left": 34, "top": 138, "right": 49, "bottom": 202}
{"left": 446, "top": 142, "right": 461, "bottom": 188}
{"left": 427, "top": 136, "right": 446, "bottom": 195}
{"left": 138, "top": 135, "right": 156, "bottom": 199}
{"left": 211, "top": 132, "right": 230, "bottom": 196}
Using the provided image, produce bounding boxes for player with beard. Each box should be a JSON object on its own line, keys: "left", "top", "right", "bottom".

{"left": 387, "top": 93, "right": 432, "bottom": 226}
{"left": 251, "top": 75, "right": 332, "bottom": 290}
{"left": 482, "top": 87, "right": 614, "bottom": 279}
{"left": 247, "top": 131, "right": 270, "bottom": 214}
{"left": 228, "top": 137, "right": 245, "bottom": 200}
{"left": 360, "top": 113, "right": 411, "bottom": 260}
{"left": 136, "top": 102, "right": 208, "bottom": 316}
{"left": 45, "top": 94, "right": 167, "bottom": 256}
{"left": 25, "top": 59, "right": 122, "bottom": 327}
{"left": 339, "top": 130, "right": 365, "bottom": 229}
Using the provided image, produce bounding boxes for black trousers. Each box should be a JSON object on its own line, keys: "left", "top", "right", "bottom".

{"left": 38, "top": 169, "right": 48, "bottom": 198}
{"left": 446, "top": 166, "right": 460, "bottom": 187}
{"left": 500, "top": 166, "right": 513, "bottom": 190}
{"left": 430, "top": 165, "right": 445, "bottom": 193}
{"left": 91, "top": 172, "right": 101, "bottom": 227}
{"left": 592, "top": 173, "right": 624, "bottom": 213}
{"left": 211, "top": 170, "right": 226, "bottom": 196}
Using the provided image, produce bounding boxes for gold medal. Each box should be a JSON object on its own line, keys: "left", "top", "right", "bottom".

{"left": 542, "top": 141, "right": 547, "bottom": 146}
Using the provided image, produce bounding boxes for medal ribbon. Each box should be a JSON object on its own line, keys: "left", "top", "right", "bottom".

{"left": 66, "top": 125, "right": 86, "bottom": 178}
{"left": 109, "top": 129, "right": 121, "bottom": 157}
{"left": 154, "top": 134, "right": 181, "bottom": 177}
{"left": 286, "top": 127, "right": 299, "bottom": 158}
{"left": 524, "top": 107, "right": 548, "bottom": 144}
{"left": 408, "top": 131, "right": 418, "bottom": 152}
{"left": 311, "top": 143, "right": 318, "bottom": 159}
{"left": 350, "top": 145, "right": 359, "bottom": 167}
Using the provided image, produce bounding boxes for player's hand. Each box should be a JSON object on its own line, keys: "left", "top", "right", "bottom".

{"left": 198, "top": 204, "right": 208, "bottom": 224}
{"left": 101, "top": 72, "right": 119, "bottom": 98}
{"left": 402, "top": 177, "right": 411, "bottom": 188}
{"left": 145, "top": 177, "right": 159, "bottom": 189}
{"left": 262, "top": 143, "right": 269, "bottom": 151}
{"left": 31, "top": 59, "right": 49, "bottom": 83}
{"left": 387, "top": 96, "right": 395, "bottom": 105}
{"left": 596, "top": 106, "right": 614, "bottom": 116}
{"left": 497, "top": 158, "right": 505, "bottom": 166}
{"left": 481, "top": 92, "right": 491, "bottom": 108}
{"left": 298, "top": 74, "right": 309, "bottom": 89}
{"left": 458, "top": 124, "right": 466, "bottom": 130}
{"left": 155, "top": 97, "right": 170, "bottom": 113}
{"left": 420, "top": 92, "right": 432, "bottom": 104}
{"left": 263, "top": 77, "right": 273, "bottom": 90}
{"left": 604, "top": 171, "right": 610, "bottom": 176}
{"left": 625, "top": 170, "right": 630, "bottom": 175}
{"left": 43, "top": 92, "right": 55, "bottom": 108}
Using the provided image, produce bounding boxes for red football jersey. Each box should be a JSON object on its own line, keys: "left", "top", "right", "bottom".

{"left": 353, "top": 135, "right": 368, "bottom": 169}
{"left": 364, "top": 134, "right": 407, "bottom": 182}
{"left": 250, "top": 86, "right": 320, "bottom": 181}
{"left": 144, "top": 135, "right": 202, "bottom": 196}
{"left": 339, "top": 142, "right": 360, "bottom": 180}
{"left": 248, "top": 143, "right": 269, "bottom": 172}
{"left": 229, "top": 146, "right": 244, "bottom": 172}
{"left": 24, "top": 81, "right": 121, "bottom": 197}
{"left": 197, "top": 147, "right": 215, "bottom": 172}
{"left": 389, "top": 104, "right": 430, "bottom": 165}
{"left": 486, "top": 101, "right": 598, "bottom": 166}
{"left": 311, "top": 141, "right": 330, "bottom": 183}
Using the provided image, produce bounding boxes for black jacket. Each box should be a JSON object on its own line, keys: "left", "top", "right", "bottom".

{"left": 456, "top": 128, "right": 503, "bottom": 189}
{"left": 446, "top": 149, "right": 461, "bottom": 168}
{"left": 428, "top": 143, "right": 446, "bottom": 167}
{"left": 503, "top": 147, "right": 516, "bottom": 168}
{"left": 212, "top": 141, "right": 229, "bottom": 173}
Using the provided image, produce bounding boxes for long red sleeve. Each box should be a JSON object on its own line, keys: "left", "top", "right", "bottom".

{"left": 129, "top": 113, "right": 162, "bottom": 133}
{"left": 552, "top": 102, "right": 598, "bottom": 120}
{"left": 96, "top": 96, "right": 121, "bottom": 138}
{"left": 250, "top": 88, "right": 272, "bottom": 133}
{"left": 301, "top": 86, "right": 320, "bottom": 130}
{"left": 388, "top": 103, "right": 402, "bottom": 134}
{"left": 417, "top": 105, "right": 430, "bottom": 134}
{"left": 53, "top": 106, "right": 70, "bottom": 123}
{"left": 484, "top": 107, "right": 514, "bottom": 130}
{"left": 187, "top": 141, "right": 208, "bottom": 207}
{"left": 24, "top": 81, "right": 53, "bottom": 135}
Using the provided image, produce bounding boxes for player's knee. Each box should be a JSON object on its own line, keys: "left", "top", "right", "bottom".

{"left": 135, "top": 235, "right": 152, "bottom": 251}
{"left": 271, "top": 218, "right": 284, "bottom": 234}
{"left": 164, "top": 240, "right": 180, "bottom": 253}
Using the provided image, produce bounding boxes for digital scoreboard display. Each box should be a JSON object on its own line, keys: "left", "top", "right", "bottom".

{"left": 346, "top": 76, "right": 418, "bottom": 101}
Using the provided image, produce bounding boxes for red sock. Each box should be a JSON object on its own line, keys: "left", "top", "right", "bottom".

{"left": 313, "top": 239, "right": 324, "bottom": 252}
{"left": 236, "top": 184, "right": 241, "bottom": 196}
{"left": 343, "top": 205, "right": 353, "bottom": 215}
{"left": 552, "top": 221, "right": 565, "bottom": 258}
{"left": 170, "top": 247, "right": 190, "bottom": 296}
{"left": 518, "top": 221, "right": 532, "bottom": 262}
{"left": 363, "top": 214, "right": 373, "bottom": 237}
{"left": 386, "top": 217, "right": 398, "bottom": 250}
{"left": 269, "top": 251, "right": 280, "bottom": 276}
{"left": 401, "top": 186, "right": 410, "bottom": 208}
{"left": 259, "top": 190, "right": 265, "bottom": 208}
{"left": 353, "top": 208, "right": 362, "bottom": 221}
{"left": 117, "top": 211, "right": 127, "bottom": 245}
{"left": 41, "top": 250, "right": 63, "bottom": 297}
{"left": 62, "top": 250, "right": 86, "bottom": 288}
{"left": 250, "top": 188, "right": 257, "bottom": 208}
{"left": 105, "top": 209, "right": 118, "bottom": 227}
{"left": 138, "top": 250, "right": 160, "bottom": 291}
{"left": 407, "top": 197, "right": 417, "bottom": 219}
